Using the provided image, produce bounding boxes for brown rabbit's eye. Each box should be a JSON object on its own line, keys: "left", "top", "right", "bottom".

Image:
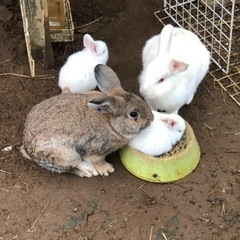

{"left": 158, "top": 78, "right": 164, "bottom": 83}
{"left": 129, "top": 111, "right": 139, "bottom": 120}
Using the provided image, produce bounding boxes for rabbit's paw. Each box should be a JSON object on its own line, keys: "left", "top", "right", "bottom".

{"left": 75, "top": 161, "right": 99, "bottom": 177}
{"left": 95, "top": 162, "right": 115, "bottom": 176}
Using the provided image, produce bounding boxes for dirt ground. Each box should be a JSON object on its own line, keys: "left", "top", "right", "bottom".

{"left": 0, "top": 0, "right": 240, "bottom": 239}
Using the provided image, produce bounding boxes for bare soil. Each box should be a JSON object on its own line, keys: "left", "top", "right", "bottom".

{"left": 0, "top": 0, "right": 239, "bottom": 239}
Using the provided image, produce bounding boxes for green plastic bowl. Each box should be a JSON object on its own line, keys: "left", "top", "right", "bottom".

{"left": 119, "top": 122, "right": 200, "bottom": 183}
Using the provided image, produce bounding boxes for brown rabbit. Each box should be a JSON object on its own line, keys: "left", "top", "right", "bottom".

{"left": 21, "top": 64, "right": 153, "bottom": 177}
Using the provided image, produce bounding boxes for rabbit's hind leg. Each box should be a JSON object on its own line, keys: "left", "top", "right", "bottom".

{"left": 29, "top": 143, "right": 98, "bottom": 177}
{"left": 72, "top": 161, "right": 99, "bottom": 177}
{"left": 85, "top": 155, "right": 115, "bottom": 176}
{"left": 47, "top": 146, "right": 99, "bottom": 177}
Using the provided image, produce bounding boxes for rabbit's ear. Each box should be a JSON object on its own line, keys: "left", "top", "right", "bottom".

{"left": 162, "top": 118, "right": 177, "bottom": 128}
{"left": 83, "top": 34, "right": 98, "bottom": 54}
{"left": 169, "top": 59, "right": 189, "bottom": 73}
{"left": 94, "top": 64, "right": 122, "bottom": 93}
{"left": 87, "top": 95, "right": 121, "bottom": 115}
{"left": 158, "top": 24, "right": 174, "bottom": 55}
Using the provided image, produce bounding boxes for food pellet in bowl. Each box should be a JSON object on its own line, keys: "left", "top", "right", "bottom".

{"left": 158, "top": 134, "right": 187, "bottom": 158}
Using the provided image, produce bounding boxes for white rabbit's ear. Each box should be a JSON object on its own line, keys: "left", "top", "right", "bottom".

{"left": 169, "top": 59, "right": 189, "bottom": 73}
{"left": 87, "top": 95, "right": 121, "bottom": 116}
{"left": 94, "top": 64, "right": 122, "bottom": 93}
{"left": 158, "top": 24, "right": 174, "bottom": 55}
{"left": 162, "top": 118, "right": 177, "bottom": 128}
{"left": 83, "top": 34, "right": 98, "bottom": 53}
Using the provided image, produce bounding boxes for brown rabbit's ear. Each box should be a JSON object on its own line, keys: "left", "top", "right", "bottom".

{"left": 87, "top": 95, "right": 121, "bottom": 115}
{"left": 94, "top": 64, "right": 122, "bottom": 93}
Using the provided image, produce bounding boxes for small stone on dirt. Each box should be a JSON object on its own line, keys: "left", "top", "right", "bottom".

{"left": 73, "top": 208, "right": 78, "bottom": 212}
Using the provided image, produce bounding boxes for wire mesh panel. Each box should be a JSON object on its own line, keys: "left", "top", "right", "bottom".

{"left": 155, "top": 0, "right": 240, "bottom": 106}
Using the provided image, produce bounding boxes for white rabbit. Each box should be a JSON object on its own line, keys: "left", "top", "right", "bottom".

{"left": 21, "top": 64, "right": 153, "bottom": 177}
{"left": 128, "top": 111, "right": 186, "bottom": 156}
{"left": 58, "top": 34, "right": 109, "bottom": 93}
{"left": 139, "top": 24, "right": 210, "bottom": 114}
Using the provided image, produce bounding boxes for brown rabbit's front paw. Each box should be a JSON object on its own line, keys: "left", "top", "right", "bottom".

{"left": 95, "top": 162, "right": 115, "bottom": 176}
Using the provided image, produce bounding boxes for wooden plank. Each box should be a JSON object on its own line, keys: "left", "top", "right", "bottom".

{"left": 20, "top": 0, "right": 54, "bottom": 77}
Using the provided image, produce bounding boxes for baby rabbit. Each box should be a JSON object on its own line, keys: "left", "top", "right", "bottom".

{"left": 139, "top": 24, "right": 210, "bottom": 114}
{"left": 21, "top": 64, "right": 153, "bottom": 177}
{"left": 58, "top": 34, "right": 109, "bottom": 93}
{"left": 128, "top": 111, "right": 186, "bottom": 156}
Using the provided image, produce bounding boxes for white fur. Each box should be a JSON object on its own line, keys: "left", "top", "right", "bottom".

{"left": 139, "top": 24, "right": 211, "bottom": 114}
{"left": 58, "top": 34, "right": 109, "bottom": 93}
{"left": 128, "top": 111, "right": 186, "bottom": 156}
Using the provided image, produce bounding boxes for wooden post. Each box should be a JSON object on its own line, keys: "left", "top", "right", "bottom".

{"left": 20, "top": 0, "right": 54, "bottom": 77}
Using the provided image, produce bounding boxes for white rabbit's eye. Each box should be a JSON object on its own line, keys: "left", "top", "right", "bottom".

{"left": 158, "top": 78, "right": 164, "bottom": 83}
{"left": 129, "top": 111, "right": 140, "bottom": 120}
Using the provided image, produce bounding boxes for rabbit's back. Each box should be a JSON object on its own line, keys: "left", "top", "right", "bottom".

{"left": 170, "top": 28, "right": 210, "bottom": 74}
{"left": 58, "top": 51, "right": 99, "bottom": 93}
{"left": 24, "top": 94, "right": 108, "bottom": 144}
